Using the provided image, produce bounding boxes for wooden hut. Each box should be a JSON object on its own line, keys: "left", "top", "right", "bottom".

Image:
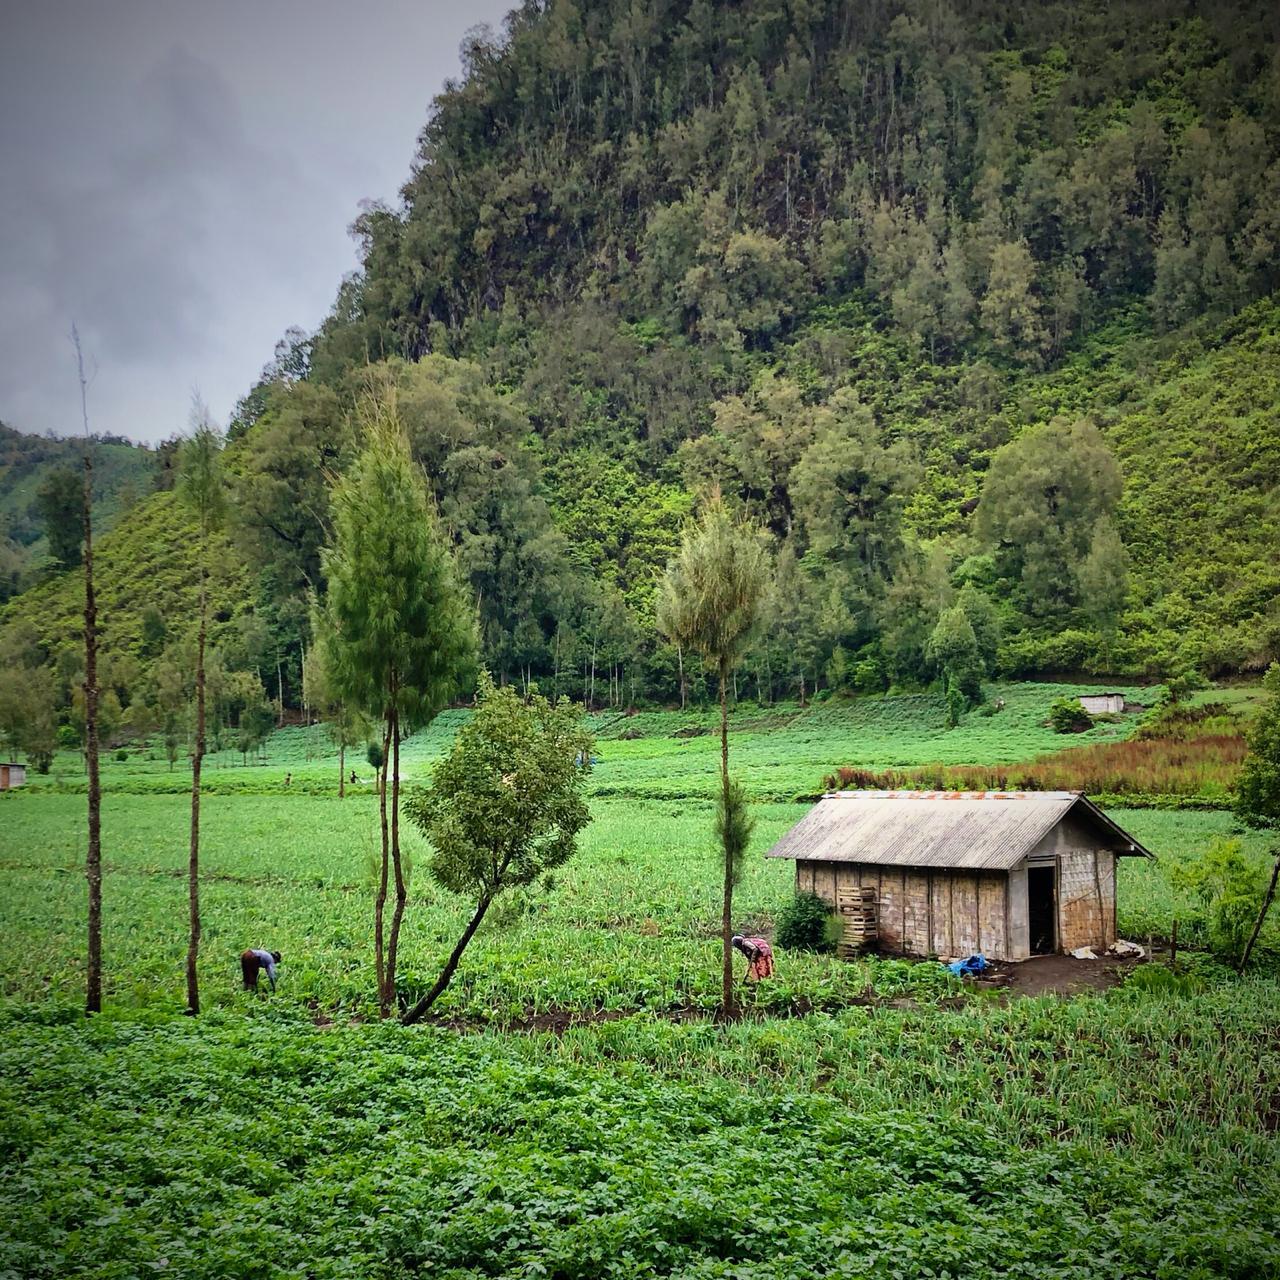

{"left": 765, "top": 791, "right": 1153, "bottom": 961}
{"left": 0, "top": 762, "right": 26, "bottom": 791}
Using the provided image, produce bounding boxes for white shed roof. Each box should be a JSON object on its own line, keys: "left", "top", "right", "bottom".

{"left": 764, "top": 791, "right": 1153, "bottom": 872}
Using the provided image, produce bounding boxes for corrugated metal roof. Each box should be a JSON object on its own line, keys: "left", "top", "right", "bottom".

{"left": 764, "top": 791, "right": 1154, "bottom": 871}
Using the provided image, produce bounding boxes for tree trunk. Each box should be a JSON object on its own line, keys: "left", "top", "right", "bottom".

{"left": 339, "top": 740, "right": 345, "bottom": 799}
{"left": 301, "top": 647, "right": 309, "bottom": 758}
{"left": 677, "top": 644, "right": 686, "bottom": 710}
{"left": 277, "top": 656, "right": 284, "bottom": 726}
{"left": 719, "top": 657, "right": 735, "bottom": 1020}
{"left": 387, "top": 706, "right": 407, "bottom": 1013}
{"left": 83, "top": 446, "right": 102, "bottom": 1016}
{"left": 401, "top": 894, "right": 494, "bottom": 1025}
{"left": 1238, "top": 853, "right": 1280, "bottom": 974}
{"left": 186, "top": 558, "right": 206, "bottom": 1016}
{"left": 375, "top": 718, "right": 391, "bottom": 1013}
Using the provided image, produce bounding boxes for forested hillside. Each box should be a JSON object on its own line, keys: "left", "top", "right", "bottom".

{"left": 3, "top": 0, "right": 1279, "bottom": 760}
{"left": 0, "top": 423, "right": 157, "bottom": 603}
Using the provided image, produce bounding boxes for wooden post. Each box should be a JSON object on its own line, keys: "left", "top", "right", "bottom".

{"left": 1054, "top": 860, "right": 1063, "bottom": 955}
{"left": 974, "top": 873, "right": 981, "bottom": 956}
{"left": 926, "top": 870, "right": 935, "bottom": 957}
{"left": 74, "top": 325, "right": 102, "bottom": 1017}
{"left": 1092, "top": 851, "right": 1106, "bottom": 949}
{"left": 1238, "top": 854, "right": 1280, "bottom": 974}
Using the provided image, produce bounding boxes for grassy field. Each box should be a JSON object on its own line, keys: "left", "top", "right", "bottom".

{"left": 25, "top": 680, "right": 1157, "bottom": 800}
{"left": 2, "top": 682, "right": 1278, "bottom": 1278}
{"left": 0, "top": 793, "right": 1269, "bottom": 1016}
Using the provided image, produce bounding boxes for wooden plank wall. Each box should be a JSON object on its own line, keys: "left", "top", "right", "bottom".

{"left": 796, "top": 862, "right": 1011, "bottom": 959}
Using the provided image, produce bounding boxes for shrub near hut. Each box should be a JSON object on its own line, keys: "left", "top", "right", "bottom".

{"left": 776, "top": 891, "right": 838, "bottom": 952}
{"left": 1049, "top": 696, "right": 1094, "bottom": 734}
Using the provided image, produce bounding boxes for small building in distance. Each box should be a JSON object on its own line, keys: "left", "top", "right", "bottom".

{"left": 1079, "top": 693, "right": 1125, "bottom": 715}
{"left": 0, "top": 762, "right": 27, "bottom": 791}
{"left": 765, "top": 791, "right": 1153, "bottom": 961}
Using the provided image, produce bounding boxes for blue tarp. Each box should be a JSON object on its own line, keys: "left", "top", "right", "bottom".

{"left": 946, "top": 954, "right": 990, "bottom": 977}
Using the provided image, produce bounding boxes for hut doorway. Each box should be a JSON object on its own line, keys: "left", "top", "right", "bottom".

{"left": 1028, "top": 865, "right": 1056, "bottom": 954}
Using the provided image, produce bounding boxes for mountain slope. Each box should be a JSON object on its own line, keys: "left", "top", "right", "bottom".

{"left": 2, "top": 0, "right": 1278, "bottom": 715}
{"left": 0, "top": 489, "right": 253, "bottom": 663}
{"left": 0, "top": 424, "right": 158, "bottom": 600}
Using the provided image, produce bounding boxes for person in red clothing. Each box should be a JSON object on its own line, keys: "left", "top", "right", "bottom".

{"left": 731, "top": 934, "right": 774, "bottom": 982}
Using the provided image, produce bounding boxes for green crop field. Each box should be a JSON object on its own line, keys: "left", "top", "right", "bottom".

{"left": 0, "top": 794, "right": 1268, "bottom": 1017}
{"left": 23, "top": 680, "right": 1157, "bottom": 800}
{"left": 2, "top": 685, "right": 1278, "bottom": 1278}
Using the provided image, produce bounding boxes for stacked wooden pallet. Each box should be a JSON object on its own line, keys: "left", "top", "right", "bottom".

{"left": 836, "top": 886, "right": 878, "bottom": 957}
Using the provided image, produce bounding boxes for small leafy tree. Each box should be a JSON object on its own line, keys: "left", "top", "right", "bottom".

{"left": 236, "top": 697, "right": 275, "bottom": 764}
{"left": 657, "top": 496, "right": 770, "bottom": 1018}
{"left": 1171, "top": 837, "right": 1265, "bottom": 964}
{"left": 35, "top": 467, "right": 85, "bottom": 568}
{"left": 957, "top": 583, "right": 1000, "bottom": 676}
{"left": 1076, "top": 517, "right": 1129, "bottom": 665}
{"left": 306, "top": 617, "right": 372, "bottom": 797}
{"left": 401, "top": 674, "right": 593, "bottom": 1024}
{"left": 1235, "top": 663, "right": 1280, "bottom": 970}
{"left": 1158, "top": 664, "right": 1208, "bottom": 707}
{"left": 927, "top": 605, "right": 983, "bottom": 726}
{"left": 0, "top": 664, "right": 57, "bottom": 772}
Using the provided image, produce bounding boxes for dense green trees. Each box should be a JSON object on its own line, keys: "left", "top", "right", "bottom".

{"left": 35, "top": 469, "right": 85, "bottom": 568}
{"left": 230, "top": 380, "right": 350, "bottom": 599}
{"left": 2, "top": 0, "right": 1279, "bottom": 723}
{"left": 320, "top": 0, "right": 1280, "bottom": 369}
{"left": 976, "top": 418, "right": 1123, "bottom": 616}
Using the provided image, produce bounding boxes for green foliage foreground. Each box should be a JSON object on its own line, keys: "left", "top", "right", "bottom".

{"left": 2, "top": 991, "right": 1278, "bottom": 1280}
{"left": 3, "top": 693, "right": 1279, "bottom": 1275}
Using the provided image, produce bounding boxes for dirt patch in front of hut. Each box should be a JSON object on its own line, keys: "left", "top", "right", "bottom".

{"left": 972, "top": 952, "right": 1145, "bottom": 998}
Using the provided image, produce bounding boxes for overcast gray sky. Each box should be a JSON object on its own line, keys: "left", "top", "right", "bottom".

{"left": 0, "top": 0, "right": 511, "bottom": 444}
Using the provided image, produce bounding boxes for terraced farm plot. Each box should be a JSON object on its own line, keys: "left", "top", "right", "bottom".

{"left": 3, "top": 684, "right": 1278, "bottom": 1279}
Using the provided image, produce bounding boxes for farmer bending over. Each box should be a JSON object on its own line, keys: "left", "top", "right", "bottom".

{"left": 241, "top": 948, "right": 282, "bottom": 992}
{"left": 732, "top": 934, "right": 774, "bottom": 983}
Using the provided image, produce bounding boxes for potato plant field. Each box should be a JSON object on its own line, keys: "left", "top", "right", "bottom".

{"left": 2, "top": 684, "right": 1278, "bottom": 1278}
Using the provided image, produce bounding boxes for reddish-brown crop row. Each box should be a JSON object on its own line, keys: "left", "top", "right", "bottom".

{"left": 823, "top": 734, "right": 1245, "bottom": 798}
